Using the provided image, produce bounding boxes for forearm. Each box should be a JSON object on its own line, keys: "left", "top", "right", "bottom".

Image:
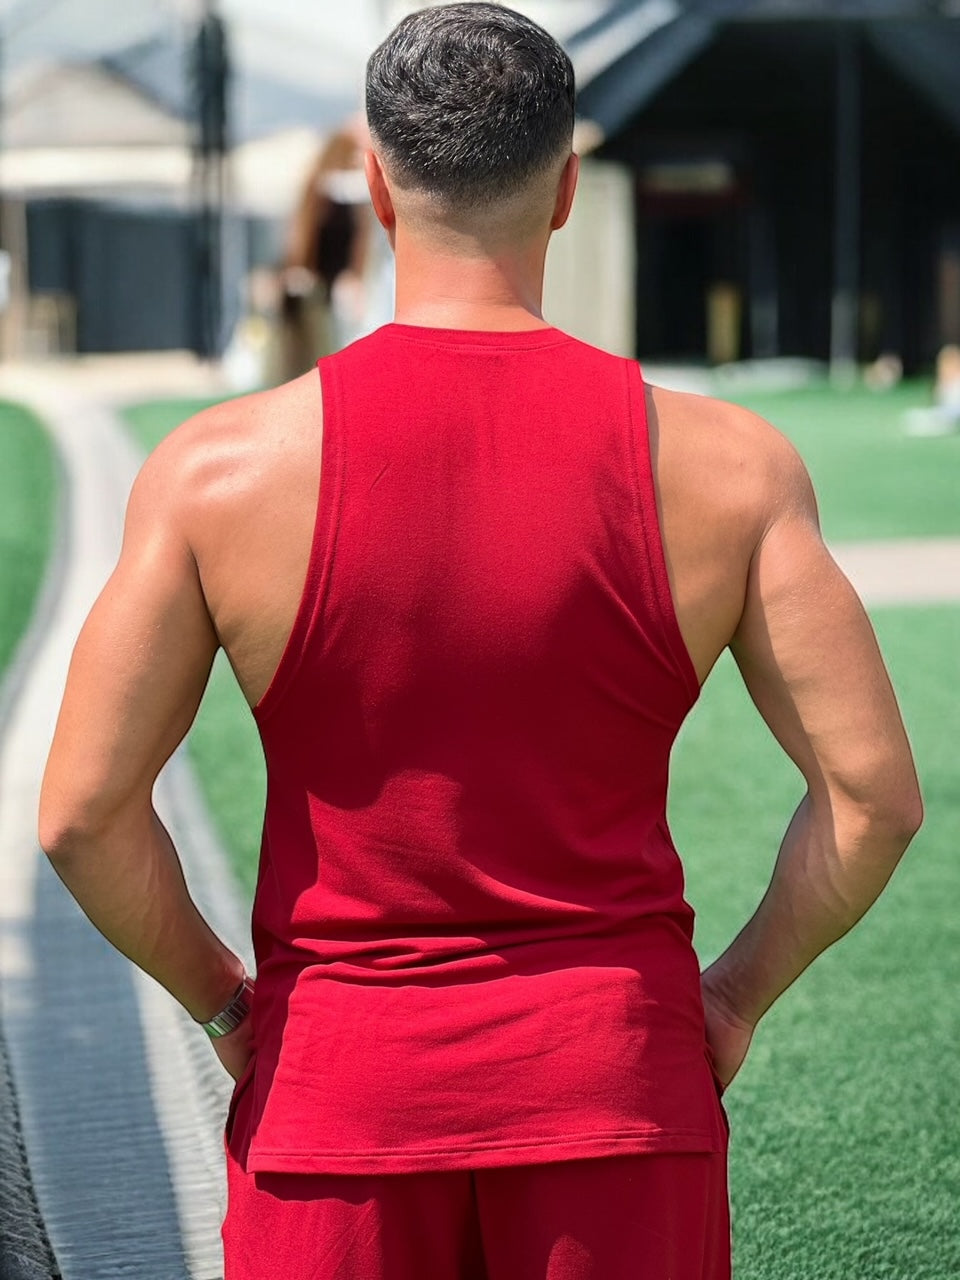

{"left": 41, "top": 805, "right": 245, "bottom": 1023}
{"left": 704, "top": 790, "right": 916, "bottom": 1028}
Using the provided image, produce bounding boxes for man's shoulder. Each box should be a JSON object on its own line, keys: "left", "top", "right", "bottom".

{"left": 148, "top": 370, "right": 317, "bottom": 472}
{"left": 157, "top": 372, "right": 318, "bottom": 461}
{"left": 130, "top": 372, "right": 322, "bottom": 538}
{"left": 647, "top": 382, "right": 801, "bottom": 467}
{"left": 646, "top": 382, "right": 810, "bottom": 527}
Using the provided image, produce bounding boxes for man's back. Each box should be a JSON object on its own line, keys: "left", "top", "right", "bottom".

{"left": 142, "top": 348, "right": 779, "bottom": 706}
{"left": 205, "top": 323, "right": 729, "bottom": 1173}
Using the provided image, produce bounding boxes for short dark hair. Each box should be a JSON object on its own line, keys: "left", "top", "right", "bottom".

{"left": 366, "top": 3, "right": 576, "bottom": 204}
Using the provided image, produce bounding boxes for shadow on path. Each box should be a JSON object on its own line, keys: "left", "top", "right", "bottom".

{"left": 1, "top": 861, "right": 189, "bottom": 1280}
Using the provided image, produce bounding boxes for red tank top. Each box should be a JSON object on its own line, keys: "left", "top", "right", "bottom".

{"left": 241, "top": 324, "right": 723, "bottom": 1175}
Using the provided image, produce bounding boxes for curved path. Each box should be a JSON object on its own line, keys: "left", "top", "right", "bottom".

{"left": 0, "top": 356, "right": 956, "bottom": 1279}
{"left": 0, "top": 365, "right": 251, "bottom": 1280}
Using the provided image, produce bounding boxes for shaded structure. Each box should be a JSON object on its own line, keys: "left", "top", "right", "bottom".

{"left": 0, "top": 4, "right": 361, "bottom": 357}
{"left": 570, "top": 0, "right": 960, "bottom": 370}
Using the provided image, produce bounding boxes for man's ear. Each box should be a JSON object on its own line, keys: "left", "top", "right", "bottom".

{"left": 551, "top": 152, "right": 580, "bottom": 231}
{"left": 364, "top": 150, "right": 397, "bottom": 235}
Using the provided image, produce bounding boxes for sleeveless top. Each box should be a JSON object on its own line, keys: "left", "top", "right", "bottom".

{"left": 239, "top": 324, "right": 724, "bottom": 1175}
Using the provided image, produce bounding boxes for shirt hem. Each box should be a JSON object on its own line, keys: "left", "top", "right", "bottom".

{"left": 247, "top": 1126, "right": 720, "bottom": 1175}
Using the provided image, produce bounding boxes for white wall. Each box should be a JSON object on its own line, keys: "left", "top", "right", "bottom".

{"left": 543, "top": 159, "right": 636, "bottom": 358}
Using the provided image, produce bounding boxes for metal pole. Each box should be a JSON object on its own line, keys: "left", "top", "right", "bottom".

{"left": 0, "top": 23, "right": 27, "bottom": 363}
{"left": 0, "top": 21, "right": 14, "bottom": 361}
{"left": 0, "top": 0, "right": 75, "bottom": 359}
{"left": 190, "top": 0, "right": 230, "bottom": 360}
{"left": 830, "top": 24, "right": 861, "bottom": 386}
{"left": 749, "top": 199, "right": 779, "bottom": 361}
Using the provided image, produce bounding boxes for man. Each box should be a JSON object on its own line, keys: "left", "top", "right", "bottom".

{"left": 39, "top": 5, "right": 921, "bottom": 1278}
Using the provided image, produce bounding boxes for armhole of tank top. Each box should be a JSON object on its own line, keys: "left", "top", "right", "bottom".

{"left": 625, "top": 360, "right": 701, "bottom": 706}
{"left": 253, "top": 358, "right": 344, "bottom": 725}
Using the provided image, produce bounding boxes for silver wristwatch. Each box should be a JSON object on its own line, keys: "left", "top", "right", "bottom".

{"left": 201, "top": 974, "right": 255, "bottom": 1039}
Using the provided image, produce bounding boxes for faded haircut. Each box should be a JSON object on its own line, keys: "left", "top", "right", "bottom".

{"left": 366, "top": 3, "right": 576, "bottom": 206}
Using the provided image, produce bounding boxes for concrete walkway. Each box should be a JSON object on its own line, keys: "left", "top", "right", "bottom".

{"left": 830, "top": 537, "right": 960, "bottom": 606}
{"left": 0, "top": 354, "right": 957, "bottom": 1279}
{"left": 0, "top": 362, "right": 251, "bottom": 1280}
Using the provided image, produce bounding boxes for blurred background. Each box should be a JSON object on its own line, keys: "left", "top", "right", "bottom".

{"left": 0, "top": 0, "right": 958, "bottom": 389}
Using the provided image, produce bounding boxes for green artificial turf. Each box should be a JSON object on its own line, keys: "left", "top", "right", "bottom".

{"left": 187, "top": 651, "right": 265, "bottom": 899}
{"left": 0, "top": 402, "right": 57, "bottom": 682}
{"left": 672, "top": 607, "right": 960, "bottom": 1278}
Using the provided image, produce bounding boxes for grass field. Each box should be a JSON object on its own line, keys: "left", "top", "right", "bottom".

{"left": 0, "top": 402, "right": 57, "bottom": 683}
{"left": 122, "top": 385, "right": 959, "bottom": 1276}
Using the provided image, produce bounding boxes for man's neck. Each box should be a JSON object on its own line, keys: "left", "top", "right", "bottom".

{"left": 391, "top": 232, "right": 552, "bottom": 333}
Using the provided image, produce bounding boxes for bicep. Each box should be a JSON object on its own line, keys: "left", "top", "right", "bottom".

{"left": 42, "top": 467, "right": 219, "bottom": 827}
{"left": 730, "top": 481, "right": 915, "bottom": 816}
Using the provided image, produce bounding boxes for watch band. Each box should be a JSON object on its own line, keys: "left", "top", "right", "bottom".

{"left": 201, "top": 974, "right": 255, "bottom": 1039}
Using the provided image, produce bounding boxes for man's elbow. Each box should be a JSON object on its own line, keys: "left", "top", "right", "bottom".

{"left": 38, "top": 790, "right": 128, "bottom": 865}
{"left": 890, "top": 785, "right": 924, "bottom": 849}
{"left": 858, "top": 779, "right": 923, "bottom": 856}
{"left": 827, "top": 759, "right": 923, "bottom": 862}
{"left": 39, "top": 803, "right": 100, "bottom": 865}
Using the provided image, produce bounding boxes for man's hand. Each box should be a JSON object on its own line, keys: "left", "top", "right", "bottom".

{"left": 701, "top": 966, "right": 755, "bottom": 1091}
{"left": 212, "top": 1014, "right": 256, "bottom": 1083}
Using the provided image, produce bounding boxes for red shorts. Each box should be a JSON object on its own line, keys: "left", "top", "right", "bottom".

{"left": 223, "top": 1072, "right": 731, "bottom": 1280}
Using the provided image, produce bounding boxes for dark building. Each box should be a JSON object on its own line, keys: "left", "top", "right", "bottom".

{"left": 571, "top": 0, "right": 960, "bottom": 371}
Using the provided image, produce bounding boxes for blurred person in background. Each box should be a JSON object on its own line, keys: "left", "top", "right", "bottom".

{"left": 273, "top": 122, "right": 373, "bottom": 381}
{"left": 39, "top": 5, "right": 922, "bottom": 1279}
{"left": 934, "top": 343, "right": 960, "bottom": 426}
{"left": 904, "top": 342, "right": 960, "bottom": 435}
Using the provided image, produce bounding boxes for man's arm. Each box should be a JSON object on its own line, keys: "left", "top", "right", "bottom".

{"left": 38, "top": 443, "right": 252, "bottom": 1078}
{"left": 701, "top": 434, "right": 923, "bottom": 1086}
